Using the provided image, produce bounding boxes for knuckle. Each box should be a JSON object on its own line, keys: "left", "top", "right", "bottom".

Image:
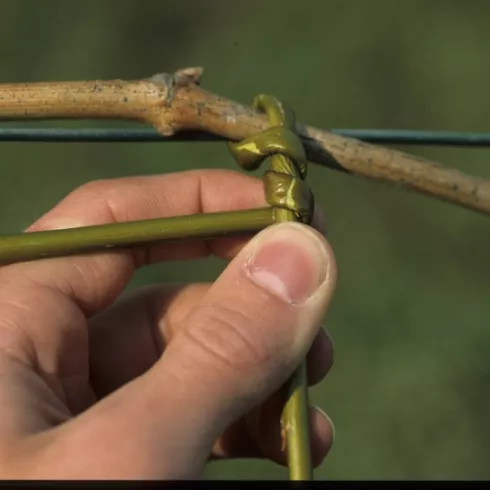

{"left": 182, "top": 303, "right": 270, "bottom": 374}
{"left": 65, "top": 179, "right": 124, "bottom": 224}
{"left": 75, "top": 178, "right": 112, "bottom": 197}
{"left": 72, "top": 179, "right": 122, "bottom": 213}
{"left": 30, "top": 179, "right": 117, "bottom": 231}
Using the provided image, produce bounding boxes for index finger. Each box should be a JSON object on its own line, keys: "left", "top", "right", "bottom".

{"left": 10, "top": 169, "right": 266, "bottom": 314}
{"left": 9, "top": 168, "right": 325, "bottom": 315}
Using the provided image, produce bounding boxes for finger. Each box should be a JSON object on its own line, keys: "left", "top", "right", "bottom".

{"left": 243, "top": 391, "right": 336, "bottom": 468}
{"left": 46, "top": 222, "right": 337, "bottom": 478}
{"left": 0, "top": 170, "right": 271, "bottom": 412}
{"left": 307, "top": 327, "right": 334, "bottom": 386}
{"left": 89, "top": 283, "right": 333, "bottom": 398}
{"left": 17, "top": 169, "right": 267, "bottom": 315}
{"left": 215, "top": 409, "right": 334, "bottom": 468}
{"left": 88, "top": 283, "right": 211, "bottom": 398}
{"left": 212, "top": 405, "right": 335, "bottom": 468}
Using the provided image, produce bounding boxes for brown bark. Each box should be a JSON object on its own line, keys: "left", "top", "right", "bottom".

{"left": 1, "top": 67, "right": 489, "bottom": 216}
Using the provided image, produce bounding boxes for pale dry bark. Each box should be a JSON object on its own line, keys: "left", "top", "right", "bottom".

{"left": 1, "top": 67, "right": 489, "bottom": 215}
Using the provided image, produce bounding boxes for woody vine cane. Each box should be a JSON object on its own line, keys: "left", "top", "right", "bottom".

{"left": 1, "top": 68, "right": 490, "bottom": 215}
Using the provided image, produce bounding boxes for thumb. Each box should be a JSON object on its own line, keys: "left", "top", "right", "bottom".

{"left": 49, "top": 222, "right": 337, "bottom": 479}
{"left": 166, "top": 221, "right": 337, "bottom": 430}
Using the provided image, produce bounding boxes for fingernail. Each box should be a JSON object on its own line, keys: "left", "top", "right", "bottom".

{"left": 245, "top": 223, "right": 328, "bottom": 305}
{"left": 315, "top": 406, "right": 336, "bottom": 444}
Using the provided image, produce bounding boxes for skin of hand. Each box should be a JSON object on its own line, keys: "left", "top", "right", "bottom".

{"left": 0, "top": 169, "right": 337, "bottom": 479}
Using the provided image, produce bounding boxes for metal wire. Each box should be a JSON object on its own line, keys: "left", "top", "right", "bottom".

{"left": 1, "top": 128, "right": 490, "bottom": 146}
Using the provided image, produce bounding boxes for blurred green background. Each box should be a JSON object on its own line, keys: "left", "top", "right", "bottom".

{"left": 1, "top": 0, "right": 490, "bottom": 480}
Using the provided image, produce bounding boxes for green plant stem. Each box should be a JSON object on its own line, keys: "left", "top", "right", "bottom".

{"left": 275, "top": 206, "right": 313, "bottom": 481}
{"left": 239, "top": 95, "right": 313, "bottom": 481}
{"left": 0, "top": 208, "right": 275, "bottom": 265}
{"left": 283, "top": 361, "right": 312, "bottom": 480}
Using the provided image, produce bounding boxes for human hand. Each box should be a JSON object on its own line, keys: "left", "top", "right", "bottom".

{"left": 0, "top": 169, "right": 337, "bottom": 479}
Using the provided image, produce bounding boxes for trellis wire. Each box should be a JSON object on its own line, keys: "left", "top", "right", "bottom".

{"left": 0, "top": 128, "right": 490, "bottom": 146}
